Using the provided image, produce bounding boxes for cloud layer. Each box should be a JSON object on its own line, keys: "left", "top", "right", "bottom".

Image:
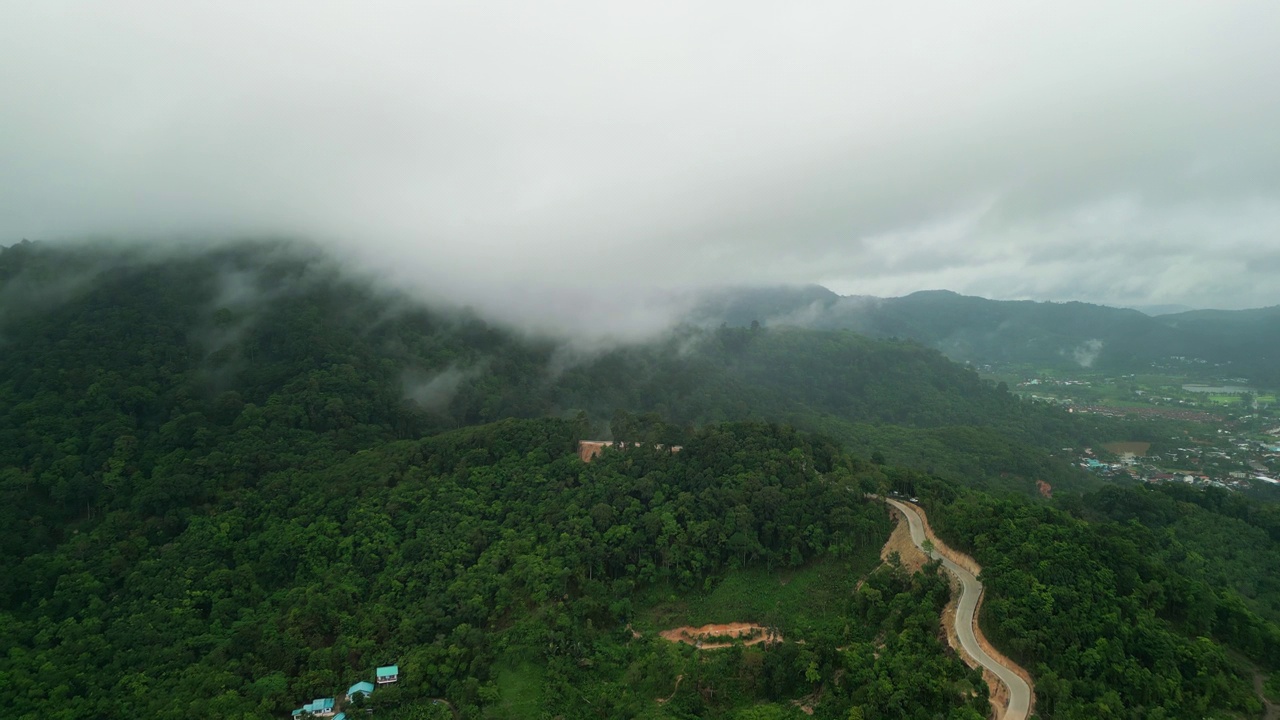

{"left": 3, "top": 2, "right": 1279, "bottom": 335}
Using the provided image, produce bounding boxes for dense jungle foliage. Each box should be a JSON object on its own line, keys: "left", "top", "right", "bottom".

{"left": 4, "top": 416, "right": 931, "bottom": 718}
{"left": 919, "top": 480, "right": 1280, "bottom": 719}
{"left": 5, "top": 239, "right": 1279, "bottom": 719}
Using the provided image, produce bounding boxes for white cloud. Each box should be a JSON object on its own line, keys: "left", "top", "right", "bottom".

{"left": 2, "top": 1, "right": 1279, "bottom": 336}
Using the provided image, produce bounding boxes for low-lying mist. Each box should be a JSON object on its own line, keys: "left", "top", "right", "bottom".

{"left": 5, "top": 4, "right": 1280, "bottom": 314}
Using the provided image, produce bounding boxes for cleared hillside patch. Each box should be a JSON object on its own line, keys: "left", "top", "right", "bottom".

{"left": 636, "top": 543, "right": 883, "bottom": 641}
{"left": 484, "top": 663, "right": 545, "bottom": 720}
{"left": 1103, "top": 441, "right": 1151, "bottom": 456}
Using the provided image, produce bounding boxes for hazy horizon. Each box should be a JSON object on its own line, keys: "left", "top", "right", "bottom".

{"left": 4, "top": 2, "right": 1280, "bottom": 334}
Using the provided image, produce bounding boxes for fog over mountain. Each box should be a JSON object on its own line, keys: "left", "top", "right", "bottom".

{"left": 3, "top": 2, "right": 1279, "bottom": 338}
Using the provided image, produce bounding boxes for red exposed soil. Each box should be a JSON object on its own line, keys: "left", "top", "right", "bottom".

{"left": 1036, "top": 480, "right": 1053, "bottom": 498}
{"left": 577, "top": 441, "right": 610, "bottom": 462}
{"left": 659, "top": 623, "right": 782, "bottom": 649}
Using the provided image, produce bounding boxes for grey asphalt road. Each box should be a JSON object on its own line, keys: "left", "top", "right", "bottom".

{"left": 885, "top": 498, "right": 1031, "bottom": 720}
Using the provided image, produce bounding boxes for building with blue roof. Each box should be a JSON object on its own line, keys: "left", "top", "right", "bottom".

{"left": 333, "top": 714, "right": 346, "bottom": 720}
{"left": 310, "top": 697, "right": 336, "bottom": 717}
{"left": 347, "top": 680, "right": 375, "bottom": 701}
{"left": 376, "top": 665, "right": 399, "bottom": 684}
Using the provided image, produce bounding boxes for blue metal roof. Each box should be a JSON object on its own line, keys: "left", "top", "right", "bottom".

{"left": 313, "top": 697, "right": 336, "bottom": 710}
{"left": 376, "top": 664, "right": 399, "bottom": 678}
{"left": 334, "top": 714, "right": 346, "bottom": 720}
{"left": 348, "top": 680, "right": 375, "bottom": 696}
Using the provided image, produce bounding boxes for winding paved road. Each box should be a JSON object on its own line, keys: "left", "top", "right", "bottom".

{"left": 886, "top": 498, "right": 1031, "bottom": 720}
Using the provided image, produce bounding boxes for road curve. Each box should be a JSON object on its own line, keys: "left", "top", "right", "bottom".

{"left": 885, "top": 498, "right": 1031, "bottom": 720}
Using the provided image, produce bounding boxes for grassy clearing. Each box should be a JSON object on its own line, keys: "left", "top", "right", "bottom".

{"left": 485, "top": 662, "right": 545, "bottom": 720}
{"left": 1134, "top": 374, "right": 1190, "bottom": 388}
{"left": 1208, "top": 394, "right": 1244, "bottom": 405}
{"left": 635, "top": 543, "right": 883, "bottom": 640}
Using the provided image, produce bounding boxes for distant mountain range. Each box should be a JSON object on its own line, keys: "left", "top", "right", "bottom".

{"left": 1124, "top": 303, "right": 1198, "bottom": 316}
{"left": 690, "top": 286, "right": 1280, "bottom": 385}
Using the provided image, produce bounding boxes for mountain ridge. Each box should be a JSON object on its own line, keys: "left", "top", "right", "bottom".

{"left": 0, "top": 240, "right": 1106, "bottom": 535}
{"left": 692, "top": 284, "right": 1280, "bottom": 384}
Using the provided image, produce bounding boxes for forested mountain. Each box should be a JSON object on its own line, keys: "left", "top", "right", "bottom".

{"left": 693, "top": 286, "right": 1280, "bottom": 384}
{"left": 7, "top": 239, "right": 1278, "bottom": 719}
{"left": 0, "top": 239, "right": 1107, "bottom": 503}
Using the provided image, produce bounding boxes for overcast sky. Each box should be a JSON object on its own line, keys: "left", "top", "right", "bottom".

{"left": 3, "top": 2, "right": 1279, "bottom": 334}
